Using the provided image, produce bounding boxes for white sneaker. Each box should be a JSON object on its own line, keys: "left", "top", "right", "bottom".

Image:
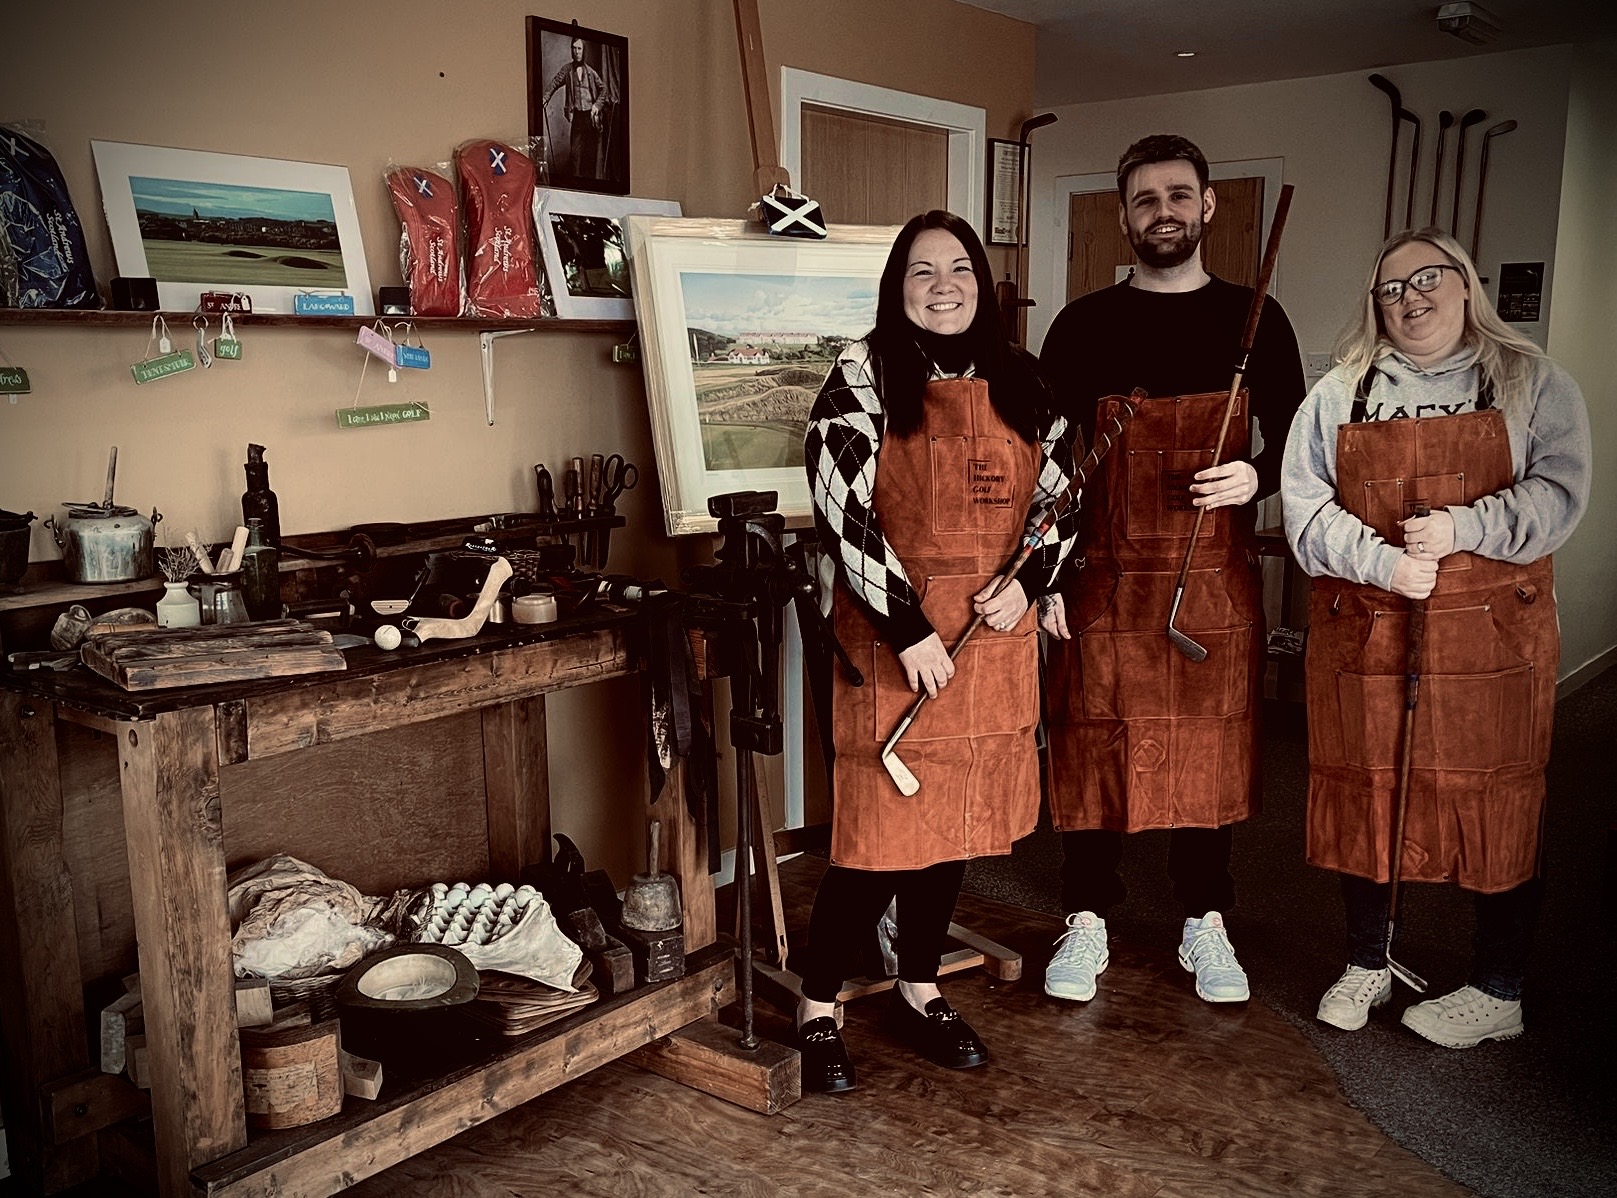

{"left": 1400, "top": 985, "right": 1524, "bottom": 1048}
{"left": 1178, "top": 912, "right": 1250, "bottom": 1003}
{"left": 1045, "top": 911, "right": 1108, "bottom": 1001}
{"left": 1316, "top": 965, "right": 1392, "bottom": 1031}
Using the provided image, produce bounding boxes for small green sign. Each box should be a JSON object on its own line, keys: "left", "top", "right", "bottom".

{"left": 213, "top": 337, "right": 243, "bottom": 361}
{"left": 131, "top": 350, "right": 196, "bottom": 385}
{"left": 0, "top": 366, "right": 29, "bottom": 393}
{"left": 336, "top": 403, "right": 430, "bottom": 429}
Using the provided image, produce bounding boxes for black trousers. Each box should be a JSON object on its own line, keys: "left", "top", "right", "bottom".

{"left": 797, "top": 860, "right": 967, "bottom": 1004}
{"left": 1059, "top": 825, "right": 1235, "bottom": 919}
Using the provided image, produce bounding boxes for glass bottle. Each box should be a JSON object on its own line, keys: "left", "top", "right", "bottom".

{"left": 239, "top": 518, "right": 281, "bottom": 621}
{"left": 242, "top": 443, "right": 281, "bottom": 548}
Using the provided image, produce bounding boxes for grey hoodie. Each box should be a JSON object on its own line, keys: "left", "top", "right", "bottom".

{"left": 1282, "top": 345, "right": 1591, "bottom": 591}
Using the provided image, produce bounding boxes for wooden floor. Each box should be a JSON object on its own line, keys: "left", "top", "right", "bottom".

{"left": 342, "top": 857, "right": 1470, "bottom": 1198}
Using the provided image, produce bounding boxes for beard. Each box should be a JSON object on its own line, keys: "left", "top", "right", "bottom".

{"left": 1128, "top": 216, "right": 1204, "bottom": 269}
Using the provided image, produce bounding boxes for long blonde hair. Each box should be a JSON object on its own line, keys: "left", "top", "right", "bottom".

{"left": 1332, "top": 227, "right": 1544, "bottom": 410}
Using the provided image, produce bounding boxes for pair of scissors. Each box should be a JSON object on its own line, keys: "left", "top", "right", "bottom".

{"left": 592, "top": 455, "right": 639, "bottom": 569}
{"left": 599, "top": 454, "right": 639, "bottom": 513}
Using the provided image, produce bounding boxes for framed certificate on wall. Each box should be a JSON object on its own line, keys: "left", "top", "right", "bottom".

{"left": 986, "top": 138, "right": 1024, "bottom": 246}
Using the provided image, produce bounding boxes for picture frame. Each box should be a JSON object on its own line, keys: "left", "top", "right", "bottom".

{"left": 526, "top": 16, "right": 630, "bottom": 195}
{"left": 535, "top": 188, "right": 681, "bottom": 320}
{"left": 90, "top": 140, "right": 372, "bottom": 315}
{"left": 986, "top": 138, "right": 1025, "bottom": 246}
{"left": 625, "top": 216, "right": 898, "bottom": 536}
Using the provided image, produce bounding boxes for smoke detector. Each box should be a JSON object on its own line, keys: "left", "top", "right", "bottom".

{"left": 1437, "top": 2, "right": 1502, "bottom": 45}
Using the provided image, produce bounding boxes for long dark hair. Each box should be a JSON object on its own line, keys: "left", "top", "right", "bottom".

{"left": 867, "top": 210, "right": 1043, "bottom": 441}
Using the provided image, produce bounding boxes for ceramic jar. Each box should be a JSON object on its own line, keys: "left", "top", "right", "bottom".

{"left": 156, "top": 580, "right": 201, "bottom": 628}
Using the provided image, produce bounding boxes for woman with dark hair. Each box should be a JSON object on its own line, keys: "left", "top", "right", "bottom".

{"left": 1283, "top": 227, "right": 1590, "bottom": 1047}
{"left": 796, "top": 210, "right": 1081, "bottom": 1091}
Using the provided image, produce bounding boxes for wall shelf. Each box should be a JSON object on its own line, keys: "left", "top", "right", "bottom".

{"left": 0, "top": 308, "right": 634, "bottom": 335}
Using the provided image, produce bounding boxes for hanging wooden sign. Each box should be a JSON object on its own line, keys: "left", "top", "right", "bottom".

{"left": 336, "top": 402, "right": 430, "bottom": 429}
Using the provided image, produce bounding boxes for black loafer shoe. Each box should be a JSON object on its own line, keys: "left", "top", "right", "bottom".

{"left": 798, "top": 1016, "right": 857, "bottom": 1093}
{"left": 891, "top": 995, "right": 989, "bottom": 1069}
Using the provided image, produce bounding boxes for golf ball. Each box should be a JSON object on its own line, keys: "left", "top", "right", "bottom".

{"left": 374, "top": 625, "right": 402, "bottom": 651}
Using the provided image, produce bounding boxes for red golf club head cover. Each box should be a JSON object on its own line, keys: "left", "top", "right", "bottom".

{"left": 456, "top": 139, "right": 541, "bottom": 317}
{"left": 385, "top": 165, "right": 461, "bottom": 316}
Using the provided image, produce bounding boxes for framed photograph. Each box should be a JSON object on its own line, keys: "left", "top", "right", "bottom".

{"left": 625, "top": 216, "right": 898, "bottom": 536}
{"left": 90, "top": 140, "right": 372, "bottom": 314}
{"left": 527, "top": 17, "right": 629, "bottom": 195}
{"left": 986, "top": 138, "right": 1025, "bottom": 246}
{"left": 535, "top": 188, "right": 681, "bottom": 320}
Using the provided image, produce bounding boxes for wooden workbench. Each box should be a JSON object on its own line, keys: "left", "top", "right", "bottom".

{"left": 0, "top": 610, "right": 726, "bottom": 1196}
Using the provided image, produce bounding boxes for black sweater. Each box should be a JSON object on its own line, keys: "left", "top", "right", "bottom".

{"left": 1038, "top": 275, "right": 1305, "bottom": 502}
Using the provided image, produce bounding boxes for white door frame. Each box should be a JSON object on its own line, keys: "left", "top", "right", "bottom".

{"left": 780, "top": 67, "right": 987, "bottom": 238}
{"left": 1034, "top": 157, "right": 1286, "bottom": 353}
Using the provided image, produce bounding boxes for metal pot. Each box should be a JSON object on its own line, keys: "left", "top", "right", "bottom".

{"left": 44, "top": 504, "right": 163, "bottom": 584}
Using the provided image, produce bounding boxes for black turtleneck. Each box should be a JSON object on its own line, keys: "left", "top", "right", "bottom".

{"left": 912, "top": 325, "right": 975, "bottom": 377}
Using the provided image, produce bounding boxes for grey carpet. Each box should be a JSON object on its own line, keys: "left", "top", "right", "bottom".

{"left": 964, "top": 666, "right": 1617, "bottom": 1198}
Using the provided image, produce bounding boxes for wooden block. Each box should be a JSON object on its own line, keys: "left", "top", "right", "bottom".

{"left": 42, "top": 1068, "right": 151, "bottom": 1146}
{"left": 339, "top": 1050, "right": 384, "bottom": 1101}
{"left": 234, "top": 978, "right": 274, "bottom": 1028}
{"left": 563, "top": 907, "right": 635, "bottom": 996}
{"left": 80, "top": 619, "right": 346, "bottom": 691}
{"left": 99, "top": 990, "right": 144, "bottom": 1074}
{"left": 627, "top": 1013, "right": 799, "bottom": 1114}
{"left": 617, "top": 924, "right": 685, "bottom": 985}
{"left": 123, "top": 1034, "right": 152, "bottom": 1090}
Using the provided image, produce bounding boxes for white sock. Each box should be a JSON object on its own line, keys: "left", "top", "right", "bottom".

{"left": 897, "top": 980, "right": 941, "bottom": 1012}
{"left": 797, "top": 996, "right": 837, "bottom": 1028}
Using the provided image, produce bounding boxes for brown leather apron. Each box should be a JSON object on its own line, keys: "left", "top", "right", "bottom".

{"left": 830, "top": 377, "right": 1041, "bottom": 870}
{"left": 1304, "top": 407, "right": 1557, "bottom": 893}
{"left": 1045, "top": 390, "right": 1264, "bottom": 832}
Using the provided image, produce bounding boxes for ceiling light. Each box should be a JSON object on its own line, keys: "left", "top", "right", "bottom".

{"left": 1176, "top": 50, "right": 1196, "bottom": 58}
{"left": 1437, "top": 2, "right": 1502, "bottom": 45}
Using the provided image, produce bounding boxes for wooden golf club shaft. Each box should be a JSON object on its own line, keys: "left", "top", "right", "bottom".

{"left": 1165, "top": 184, "right": 1294, "bottom": 659}
{"left": 1384, "top": 503, "right": 1431, "bottom": 988}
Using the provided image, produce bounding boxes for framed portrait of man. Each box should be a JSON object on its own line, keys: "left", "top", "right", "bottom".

{"left": 526, "top": 17, "right": 630, "bottom": 195}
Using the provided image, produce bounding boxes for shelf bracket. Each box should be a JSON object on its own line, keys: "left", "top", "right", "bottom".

{"left": 478, "top": 328, "right": 535, "bottom": 426}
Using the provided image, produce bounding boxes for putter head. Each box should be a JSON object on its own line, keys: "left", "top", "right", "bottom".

{"left": 880, "top": 747, "right": 920, "bottom": 797}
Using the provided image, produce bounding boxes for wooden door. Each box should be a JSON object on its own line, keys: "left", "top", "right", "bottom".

{"left": 1066, "top": 176, "right": 1265, "bottom": 301}
{"left": 800, "top": 103, "right": 949, "bottom": 226}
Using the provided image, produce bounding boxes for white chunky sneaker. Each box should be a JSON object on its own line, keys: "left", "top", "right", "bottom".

{"left": 1045, "top": 911, "right": 1108, "bottom": 1001}
{"left": 1400, "top": 985, "right": 1524, "bottom": 1048}
{"left": 1178, "top": 911, "right": 1250, "bottom": 1003}
{"left": 1316, "top": 965, "right": 1393, "bottom": 1031}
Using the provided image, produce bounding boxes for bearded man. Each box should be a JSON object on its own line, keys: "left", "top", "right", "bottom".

{"left": 1037, "top": 134, "right": 1305, "bottom": 1006}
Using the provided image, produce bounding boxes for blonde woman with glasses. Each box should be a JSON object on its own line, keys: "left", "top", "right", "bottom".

{"left": 1282, "top": 227, "right": 1590, "bottom": 1048}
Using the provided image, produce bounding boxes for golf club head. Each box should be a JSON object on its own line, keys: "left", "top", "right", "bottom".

{"left": 1368, "top": 73, "right": 1401, "bottom": 105}
{"left": 1458, "top": 108, "right": 1488, "bottom": 132}
{"left": 1485, "top": 119, "right": 1518, "bottom": 139}
{"left": 1019, "top": 112, "right": 1057, "bottom": 141}
{"left": 1166, "top": 588, "right": 1208, "bottom": 662}
{"left": 880, "top": 748, "right": 920, "bottom": 797}
{"left": 1388, "top": 956, "right": 1429, "bottom": 993}
{"left": 1168, "top": 626, "right": 1208, "bottom": 663}
{"left": 1438, "top": 110, "right": 1455, "bottom": 129}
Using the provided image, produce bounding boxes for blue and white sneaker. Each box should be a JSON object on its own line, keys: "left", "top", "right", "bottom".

{"left": 1045, "top": 911, "right": 1108, "bottom": 1002}
{"left": 1178, "top": 911, "right": 1250, "bottom": 1003}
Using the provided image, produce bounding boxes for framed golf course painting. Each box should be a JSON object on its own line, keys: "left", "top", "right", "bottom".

{"left": 624, "top": 215, "right": 897, "bottom": 536}
{"left": 92, "top": 140, "right": 373, "bottom": 315}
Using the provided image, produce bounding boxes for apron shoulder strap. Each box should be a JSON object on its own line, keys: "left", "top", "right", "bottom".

{"left": 1350, "top": 365, "right": 1374, "bottom": 423}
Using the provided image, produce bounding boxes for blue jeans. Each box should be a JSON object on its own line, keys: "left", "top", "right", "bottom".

{"left": 1341, "top": 873, "right": 1542, "bottom": 1002}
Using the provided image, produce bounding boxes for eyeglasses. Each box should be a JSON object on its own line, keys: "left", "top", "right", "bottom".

{"left": 1371, "top": 264, "right": 1459, "bottom": 306}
